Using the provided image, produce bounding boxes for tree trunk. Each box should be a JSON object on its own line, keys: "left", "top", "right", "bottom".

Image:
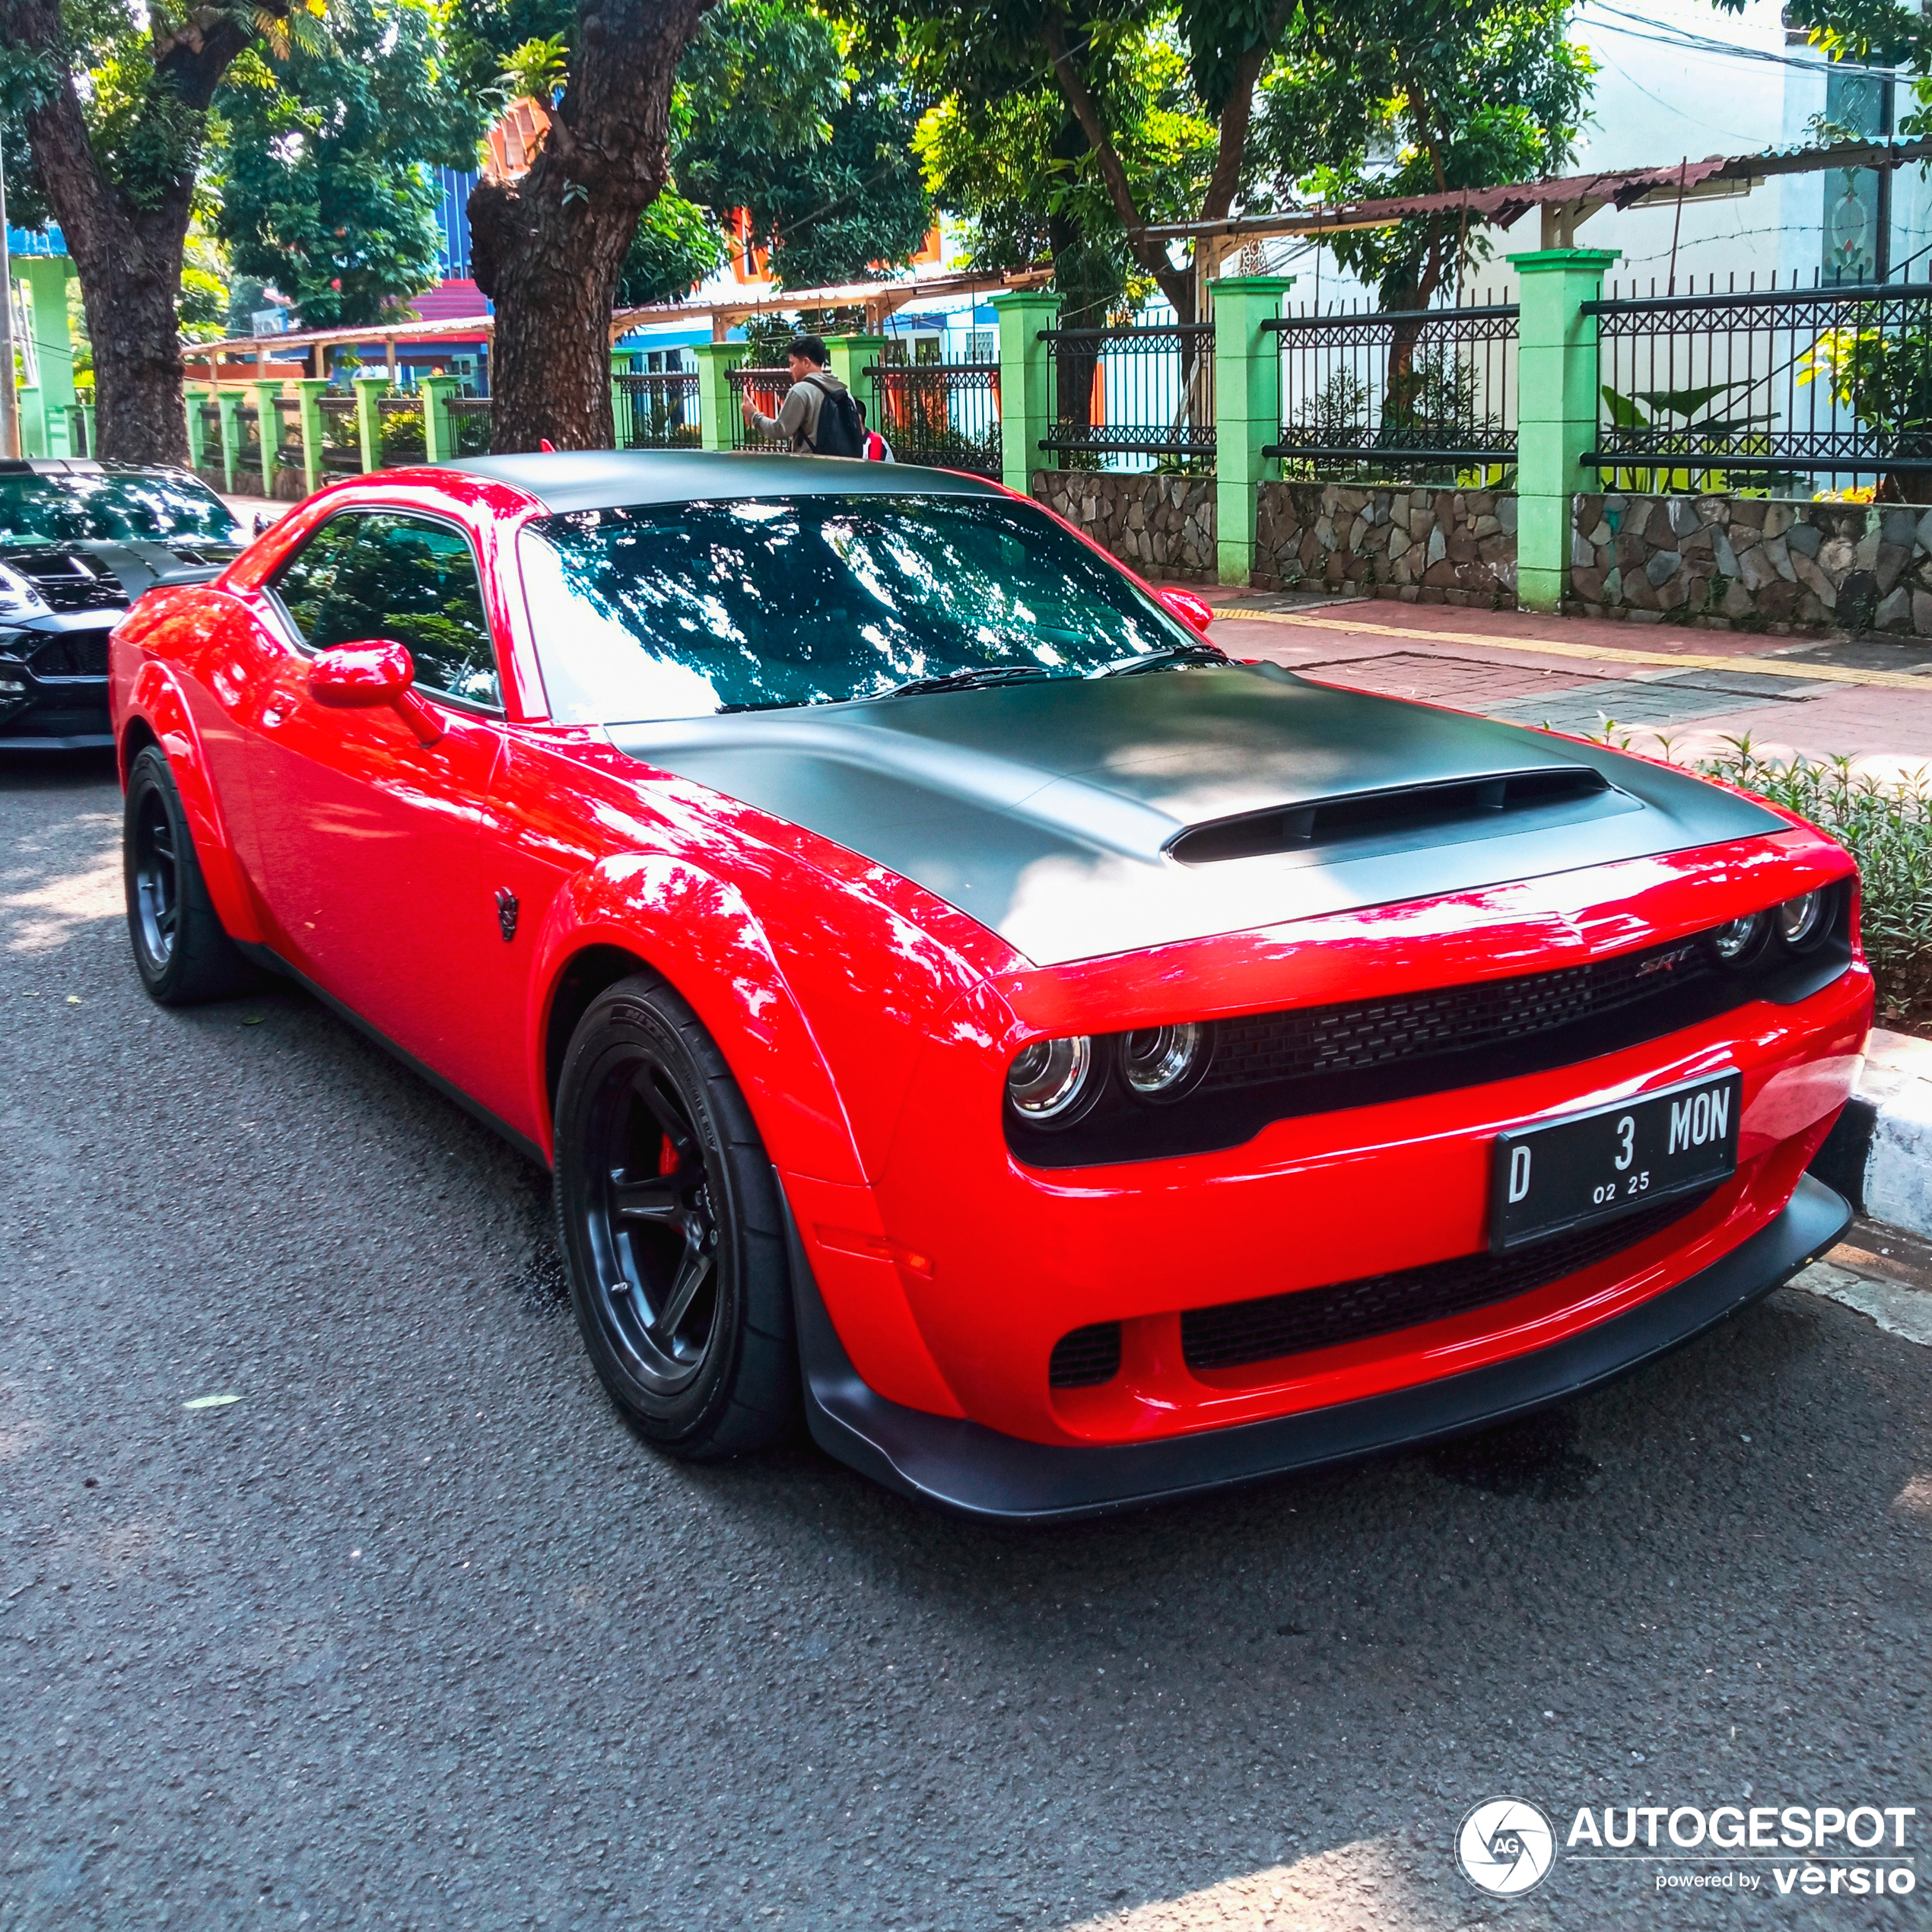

{"left": 76, "top": 233, "right": 194, "bottom": 467}
{"left": 470, "top": 177, "right": 639, "bottom": 451}
{"left": 469, "top": 0, "right": 719, "bottom": 454}
{"left": 1, "top": 0, "right": 277, "bottom": 466}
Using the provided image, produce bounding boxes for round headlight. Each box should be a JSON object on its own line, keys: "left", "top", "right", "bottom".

{"left": 1120, "top": 1022, "right": 1206, "bottom": 1100}
{"left": 1777, "top": 890, "right": 1825, "bottom": 949}
{"left": 1711, "top": 912, "right": 1764, "bottom": 962}
{"left": 1006, "top": 1035, "right": 1094, "bottom": 1123}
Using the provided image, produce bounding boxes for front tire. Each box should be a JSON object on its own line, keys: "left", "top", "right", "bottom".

{"left": 122, "top": 744, "right": 258, "bottom": 1005}
{"left": 552, "top": 974, "right": 797, "bottom": 1459}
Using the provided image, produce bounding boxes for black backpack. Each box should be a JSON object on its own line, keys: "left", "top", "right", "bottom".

{"left": 803, "top": 376, "right": 865, "bottom": 458}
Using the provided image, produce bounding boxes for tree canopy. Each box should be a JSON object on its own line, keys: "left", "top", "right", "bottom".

{"left": 869, "top": 0, "right": 1594, "bottom": 319}
{"left": 0, "top": 0, "right": 319, "bottom": 457}
{"left": 1257, "top": 0, "right": 1594, "bottom": 307}
{"left": 213, "top": 2, "right": 486, "bottom": 329}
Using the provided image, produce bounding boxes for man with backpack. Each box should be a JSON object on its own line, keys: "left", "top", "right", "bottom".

{"left": 740, "top": 335, "right": 865, "bottom": 457}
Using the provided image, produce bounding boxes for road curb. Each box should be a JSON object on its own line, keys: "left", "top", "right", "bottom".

{"left": 1809, "top": 1028, "right": 1932, "bottom": 1238}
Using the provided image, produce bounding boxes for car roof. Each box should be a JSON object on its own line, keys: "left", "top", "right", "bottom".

{"left": 442, "top": 449, "right": 1002, "bottom": 515}
{"left": 0, "top": 458, "right": 203, "bottom": 481}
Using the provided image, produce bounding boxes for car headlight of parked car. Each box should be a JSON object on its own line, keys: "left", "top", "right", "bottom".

{"left": 1775, "top": 890, "right": 1826, "bottom": 949}
{"left": 0, "top": 565, "right": 49, "bottom": 619}
{"left": 1006, "top": 1035, "right": 1098, "bottom": 1123}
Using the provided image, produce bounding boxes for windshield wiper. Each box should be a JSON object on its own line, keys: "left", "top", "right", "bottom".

{"left": 883, "top": 665, "right": 1056, "bottom": 699}
{"left": 1091, "top": 643, "right": 1228, "bottom": 677}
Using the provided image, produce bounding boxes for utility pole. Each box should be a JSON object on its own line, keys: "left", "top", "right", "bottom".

{"left": 0, "top": 130, "right": 17, "bottom": 460}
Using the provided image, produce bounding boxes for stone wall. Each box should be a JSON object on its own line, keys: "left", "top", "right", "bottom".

{"left": 1031, "top": 471, "right": 1216, "bottom": 583}
{"left": 1253, "top": 484, "right": 1517, "bottom": 605}
{"left": 1568, "top": 494, "right": 1932, "bottom": 634}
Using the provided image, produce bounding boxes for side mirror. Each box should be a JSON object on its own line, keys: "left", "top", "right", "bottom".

{"left": 1153, "top": 585, "right": 1214, "bottom": 636}
{"left": 308, "top": 640, "right": 443, "bottom": 746}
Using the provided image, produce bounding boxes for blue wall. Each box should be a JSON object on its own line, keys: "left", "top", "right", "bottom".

{"left": 431, "top": 167, "right": 478, "bottom": 280}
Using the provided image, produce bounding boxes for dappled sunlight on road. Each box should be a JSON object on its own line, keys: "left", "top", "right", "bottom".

{"left": 1060, "top": 1837, "right": 1459, "bottom": 1932}
{"left": 2, "top": 813, "right": 120, "bottom": 954}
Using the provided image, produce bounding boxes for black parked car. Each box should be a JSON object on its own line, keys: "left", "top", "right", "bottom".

{"left": 0, "top": 459, "right": 244, "bottom": 749}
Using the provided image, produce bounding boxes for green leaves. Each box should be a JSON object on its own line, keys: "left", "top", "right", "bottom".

{"left": 675, "top": 0, "right": 932, "bottom": 291}
{"left": 212, "top": 0, "right": 486, "bottom": 329}
{"left": 499, "top": 33, "right": 568, "bottom": 104}
{"left": 1255, "top": 0, "right": 1594, "bottom": 308}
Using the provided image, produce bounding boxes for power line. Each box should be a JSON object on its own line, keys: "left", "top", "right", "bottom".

{"left": 1578, "top": 1, "right": 1910, "bottom": 81}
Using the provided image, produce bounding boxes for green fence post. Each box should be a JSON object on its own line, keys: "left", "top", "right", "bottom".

{"left": 351, "top": 370, "right": 389, "bottom": 473}
{"left": 16, "top": 384, "right": 43, "bottom": 458}
{"left": 610, "top": 350, "right": 632, "bottom": 449}
{"left": 825, "top": 334, "right": 888, "bottom": 447}
{"left": 694, "top": 341, "right": 747, "bottom": 452}
{"left": 990, "top": 289, "right": 1061, "bottom": 497}
{"left": 185, "top": 386, "right": 208, "bottom": 473}
{"left": 419, "top": 374, "right": 461, "bottom": 464}
{"left": 253, "top": 379, "right": 284, "bottom": 497}
{"left": 17, "top": 257, "right": 75, "bottom": 456}
{"left": 294, "top": 378, "right": 330, "bottom": 496}
{"left": 214, "top": 388, "right": 243, "bottom": 494}
{"left": 1508, "top": 247, "right": 1619, "bottom": 612}
{"left": 1210, "top": 275, "right": 1295, "bottom": 586}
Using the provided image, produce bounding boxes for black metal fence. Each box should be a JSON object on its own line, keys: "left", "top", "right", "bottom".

{"left": 1266, "top": 294, "right": 1517, "bottom": 483}
{"left": 378, "top": 395, "right": 426, "bottom": 466}
{"left": 1586, "top": 272, "right": 1932, "bottom": 493}
{"left": 616, "top": 372, "right": 700, "bottom": 450}
{"left": 444, "top": 396, "right": 492, "bottom": 457}
{"left": 317, "top": 392, "right": 361, "bottom": 473}
{"left": 866, "top": 361, "right": 1001, "bottom": 473}
{"left": 1038, "top": 323, "right": 1215, "bottom": 470}
{"left": 726, "top": 366, "right": 793, "bottom": 450}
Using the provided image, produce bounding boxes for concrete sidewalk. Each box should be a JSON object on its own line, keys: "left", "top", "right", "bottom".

{"left": 1200, "top": 589, "right": 1932, "bottom": 777}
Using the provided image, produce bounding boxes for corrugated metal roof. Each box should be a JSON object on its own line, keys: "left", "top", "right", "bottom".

{"left": 1144, "top": 138, "right": 1932, "bottom": 242}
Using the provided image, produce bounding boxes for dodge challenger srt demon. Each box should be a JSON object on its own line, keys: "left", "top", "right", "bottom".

{"left": 109, "top": 450, "right": 1869, "bottom": 1520}
{"left": 0, "top": 458, "right": 243, "bottom": 748}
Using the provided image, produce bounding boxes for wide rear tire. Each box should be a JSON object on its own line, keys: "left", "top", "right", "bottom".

{"left": 122, "top": 745, "right": 259, "bottom": 1006}
{"left": 552, "top": 974, "right": 797, "bottom": 1459}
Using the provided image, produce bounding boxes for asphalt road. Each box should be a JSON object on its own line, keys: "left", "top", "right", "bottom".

{"left": 2, "top": 756, "right": 1928, "bottom": 1932}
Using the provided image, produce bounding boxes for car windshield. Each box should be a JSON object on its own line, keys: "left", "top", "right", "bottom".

{"left": 0, "top": 471, "right": 240, "bottom": 545}
{"left": 517, "top": 493, "right": 1198, "bottom": 723}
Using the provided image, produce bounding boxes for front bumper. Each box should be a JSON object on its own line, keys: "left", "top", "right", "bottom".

{"left": 795, "top": 1171, "right": 1851, "bottom": 1521}
{"left": 0, "top": 655, "right": 113, "bottom": 749}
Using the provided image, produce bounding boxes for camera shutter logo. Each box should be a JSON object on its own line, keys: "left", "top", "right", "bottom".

{"left": 1457, "top": 1797, "right": 1556, "bottom": 1895}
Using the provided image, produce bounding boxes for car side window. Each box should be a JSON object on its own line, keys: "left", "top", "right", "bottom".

{"left": 272, "top": 510, "right": 501, "bottom": 710}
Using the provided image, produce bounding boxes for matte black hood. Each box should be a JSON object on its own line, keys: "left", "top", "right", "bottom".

{"left": 606, "top": 666, "right": 1785, "bottom": 965}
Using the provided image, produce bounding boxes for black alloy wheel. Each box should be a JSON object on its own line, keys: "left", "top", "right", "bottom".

{"left": 553, "top": 974, "right": 796, "bottom": 1457}
{"left": 122, "top": 745, "right": 259, "bottom": 1005}
{"left": 131, "top": 780, "right": 180, "bottom": 971}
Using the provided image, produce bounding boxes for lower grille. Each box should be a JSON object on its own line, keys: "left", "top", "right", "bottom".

{"left": 1049, "top": 1321, "right": 1123, "bottom": 1389}
{"left": 1181, "top": 1191, "right": 1713, "bottom": 1373}
{"left": 1200, "top": 936, "right": 1714, "bottom": 1095}
{"left": 28, "top": 631, "right": 110, "bottom": 677}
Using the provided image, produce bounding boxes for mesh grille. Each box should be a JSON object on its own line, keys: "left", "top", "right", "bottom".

{"left": 1049, "top": 1322, "right": 1123, "bottom": 1389}
{"left": 27, "top": 631, "right": 110, "bottom": 677}
{"left": 1202, "top": 939, "right": 1711, "bottom": 1095}
{"left": 1181, "top": 1191, "right": 1712, "bottom": 1373}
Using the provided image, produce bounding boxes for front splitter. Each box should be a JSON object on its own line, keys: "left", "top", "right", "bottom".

{"left": 790, "top": 1174, "right": 1851, "bottom": 1523}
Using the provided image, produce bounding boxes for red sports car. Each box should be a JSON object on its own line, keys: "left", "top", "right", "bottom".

{"left": 110, "top": 452, "right": 1869, "bottom": 1520}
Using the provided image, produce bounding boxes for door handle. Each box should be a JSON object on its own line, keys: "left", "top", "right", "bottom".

{"left": 261, "top": 702, "right": 287, "bottom": 729}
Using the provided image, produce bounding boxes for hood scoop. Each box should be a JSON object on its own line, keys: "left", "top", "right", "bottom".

{"left": 1170, "top": 764, "right": 1616, "bottom": 865}
{"left": 608, "top": 666, "right": 1784, "bottom": 965}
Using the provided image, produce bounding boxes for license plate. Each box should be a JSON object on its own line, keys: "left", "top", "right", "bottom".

{"left": 1489, "top": 1072, "right": 1741, "bottom": 1254}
